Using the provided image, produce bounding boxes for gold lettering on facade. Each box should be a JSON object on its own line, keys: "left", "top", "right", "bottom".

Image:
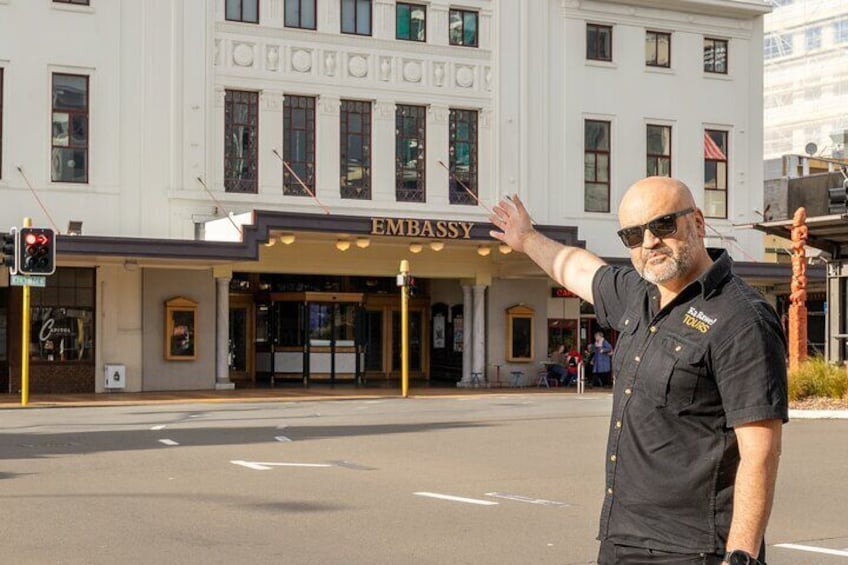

{"left": 385, "top": 218, "right": 404, "bottom": 236}
{"left": 369, "top": 217, "right": 475, "bottom": 239}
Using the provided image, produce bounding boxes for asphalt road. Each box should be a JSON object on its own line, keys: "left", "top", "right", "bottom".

{"left": 1, "top": 394, "right": 846, "bottom": 564}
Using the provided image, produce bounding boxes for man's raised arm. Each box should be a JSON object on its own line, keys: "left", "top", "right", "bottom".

{"left": 489, "top": 194, "right": 607, "bottom": 304}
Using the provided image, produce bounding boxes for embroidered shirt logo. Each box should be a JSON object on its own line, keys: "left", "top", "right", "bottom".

{"left": 682, "top": 307, "right": 717, "bottom": 334}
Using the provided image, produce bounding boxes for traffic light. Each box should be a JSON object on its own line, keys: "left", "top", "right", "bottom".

{"left": 828, "top": 180, "right": 848, "bottom": 214}
{"left": 2, "top": 228, "right": 18, "bottom": 275}
{"left": 18, "top": 227, "right": 56, "bottom": 275}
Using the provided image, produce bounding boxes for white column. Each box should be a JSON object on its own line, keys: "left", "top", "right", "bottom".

{"left": 473, "top": 285, "right": 487, "bottom": 381}
{"left": 460, "top": 285, "right": 473, "bottom": 385}
{"left": 215, "top": 276, "right": 235, "bottom": 390}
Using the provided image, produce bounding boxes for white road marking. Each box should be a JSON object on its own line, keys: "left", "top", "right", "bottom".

{"left": 774, "top": 543, "right": 848, "bottom": 557}
{"left": 275, "top": 436, "right": 292, "bottom": 443}
{"left": 276, "top": 424, "right": 288, "bottom": 430}
{"left": 230, "top": 460, "right": 333, "bottom": 471}
{"left": 158, "top": 439, "right": 179, "bottom": 446}
{"left": 484, "top": 492, "right": 569, "bottom": 506}
{"left": 150, "top": 425, "right": 166, "bottom": 430}
{"left": 413, "top": 492, "right": 498, "bottom": 506}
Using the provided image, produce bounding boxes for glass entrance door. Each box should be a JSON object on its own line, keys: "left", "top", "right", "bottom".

{"left": 228, "top": 300, "right": 253, "bottom": 383}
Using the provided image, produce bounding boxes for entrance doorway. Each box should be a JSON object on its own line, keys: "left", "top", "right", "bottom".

{"left": 228, "top": 296, "right": 254, "bottom": 384}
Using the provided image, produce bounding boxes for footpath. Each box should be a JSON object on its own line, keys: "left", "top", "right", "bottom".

{"left": 1, "top": 387, "right": 846, "bottom": 418}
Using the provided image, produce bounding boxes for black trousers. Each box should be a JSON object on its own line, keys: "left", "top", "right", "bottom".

{"left": 597, "top": 541, "right": 724, "bottom": 565}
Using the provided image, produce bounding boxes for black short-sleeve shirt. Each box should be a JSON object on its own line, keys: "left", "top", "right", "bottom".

{"left": 591, "top": 249, "right": 788, "bottom": 554}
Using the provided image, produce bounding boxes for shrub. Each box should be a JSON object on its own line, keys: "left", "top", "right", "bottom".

{"left": 787, "top": 356, "right": 848, "bottom": 401}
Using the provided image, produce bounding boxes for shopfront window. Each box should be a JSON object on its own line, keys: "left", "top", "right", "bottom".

{"left": 29, "top": 268, "right": 95, "bottom": 362}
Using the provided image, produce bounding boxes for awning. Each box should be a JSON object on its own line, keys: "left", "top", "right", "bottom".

{"left": 704, "top": 132, "right": 727, "bottom": 161}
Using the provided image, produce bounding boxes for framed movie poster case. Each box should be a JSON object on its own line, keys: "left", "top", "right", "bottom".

{"left": 506, "top": 304, "right": 534, "bottom": 362}
{"left": 165, "top": 296, "right": 198, "bottom": 361}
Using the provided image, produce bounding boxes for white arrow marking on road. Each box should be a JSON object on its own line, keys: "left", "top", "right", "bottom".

{"left": 159, "top": 439, "right": 179, "bottom": 446}
{"left": 414, "top": 492, "right": 498, "bottom": 506}
{"left": 774, "top": 544, "right": 848, "bottom": 557}
{"left": 150, "top": 425, "right": 166, "bottom": 430}
{"left": 230, "top": 460, "right": 333, "bottom": 471}
{"left": 484, "top": 492, "right": 569, "bottom": 507}
{"left": 275, "top": 436, "right": 292, "bottom": 443}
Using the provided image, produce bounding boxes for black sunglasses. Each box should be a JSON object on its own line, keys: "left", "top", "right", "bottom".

{"left": 616, "top": 208, "right": 694, "bottom": 248}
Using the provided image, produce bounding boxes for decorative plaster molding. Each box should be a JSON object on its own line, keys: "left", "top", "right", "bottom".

{"left": 433, "top": 63, "right": 446, "bottom": 87}
{"left": 266, "top": 45, "right": 280, "bottom": 71}
{"left": 429, "top": 106, "right": 449, "bottom": 124}
{"left": 374, "top": 100, "right": 396, "bottom": 120}
{"left": 233, "top": 42, "right": 255, "bottom": 67}
{"left": 319, "top": 96, "right": 341, "bottom": 116}
{"left": 324, "top": 51, "right": 337, "bottom": 76}
{"left": 261, "top": 92, "right": 283, "bottom": 111}
{"left": 402, "top": 60, "right": 423, "bottom": 83}
{"left": 292, "top": 48, "right": 312, "bottom": 72}
{"left": 348, "top": 54, "right": 369, "bottom": 78}
{"left": 456, "top": 65, "right": 475, "bottom": 88}
{"left": 380, "top": 57, "right": 392, "bottom": 81}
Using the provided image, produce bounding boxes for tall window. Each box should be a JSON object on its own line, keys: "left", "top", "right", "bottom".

{"left": 397, "top": 3, "right": 426, "bottom": 42}
{"left": 646, "top": 125, "right": 671, "bottom": 177}
{"left": 340, "top": 100, "right": 372, "bottom": 200}
{"left": 283, "top": 96, "right": 316, "bottom": 197}
{"left": 704, "top": 130, "right": 728, "bottom": 219}
{"left": 764, "top": 34, "right": 793, "bottom": 60}
{"left": 51, "top": 73, "right": 89, "bottom": 183}
{"left": 449, "top": 9, "right": 478, "bottom": 47}
{"left": 834, "top": 19, "right": 848, "bottom": 44}
{"left": 584, "top": 120, "right": 610, "bottom": 213}
{"left": 285, "top": 0, "right": 316, "bottom": 29}
{"left": 704, "top": 38, "right": 728, "bottom": 74}
{"left": 645, "top": 31, "right": 670, "bottom": 68}
{"left": 449, "top": 109, "right": 478, "bottom": 206}
{"left": 341, "top": 0, "right": 372, "bottom": 36}
{"left": 395, "top": 105, "right": 426, "bottom": 202}
{"left": 805, "top": 26, "right": 821, "bottom": 51}
{"left": 224, "top": 90, "right": 259, "bottom": 194}
{"left": 226, "top": 0, "right": 259, "bottom": 23}
{"left": 587, "top": 24, "right": 612, "bottom": 61}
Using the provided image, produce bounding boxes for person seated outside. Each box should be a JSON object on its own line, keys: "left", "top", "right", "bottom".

{"left": 547, "top": 344, "right": 569, "bottom": 385}
{"left": 564, "top": 344, "right": 582, "bottom": 386}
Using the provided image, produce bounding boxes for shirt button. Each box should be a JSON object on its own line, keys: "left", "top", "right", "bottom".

{"left": 634, "top": 356, "right": 640, "bottom": 362}
{"left": 624, "top": 388, "right": 632, "bottom": 395}
{"left": 615, "top": 420, "right": 622, "bottom": 429}
{"left": 649, "top": 326, "right": 657, "bottom": 333}
{"left": 624, "top": 319, "right": 630, "bottom": 326}
{"left": 607, "top": 487, "right": 614, "bottom": 495}
{"left": 675, "top": 345, "right": 682, "bottom": 352}
{"left": 610, "top": 454, "right": 617, "bottom": 462}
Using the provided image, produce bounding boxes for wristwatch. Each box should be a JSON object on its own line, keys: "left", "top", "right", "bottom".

{"left": 724, "top": 549, "right": 764, "bottom": 565}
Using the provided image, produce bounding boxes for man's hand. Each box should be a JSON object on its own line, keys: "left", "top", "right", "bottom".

{"left": 489, "top": 194, "right": 535, "bottom": 254}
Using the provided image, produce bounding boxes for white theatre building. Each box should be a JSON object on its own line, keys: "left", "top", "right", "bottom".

{"left": 0, "top": 0, "right": 790, "bottom": 394}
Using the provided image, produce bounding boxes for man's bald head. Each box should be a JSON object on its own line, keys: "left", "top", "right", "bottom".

{"left": 618, "top": 177, "right": 697, "bottom": 228}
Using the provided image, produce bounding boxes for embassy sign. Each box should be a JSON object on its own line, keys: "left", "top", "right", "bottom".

{"left": 371, "top": 217, "right": 474, "bottom": 239}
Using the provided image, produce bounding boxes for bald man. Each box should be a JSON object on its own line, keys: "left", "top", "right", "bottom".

{"left": 490, "top": 177, "right": 787, "bottom": 565}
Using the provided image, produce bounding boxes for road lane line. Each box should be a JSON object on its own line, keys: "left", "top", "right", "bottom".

{"left": 275, "top": 436, "right": 292, "bottom": 443}
{"left": 484, "top": 492, "right": 569, "bottom": 506}
{"left": 230, "top": 460, "right": 333, "bottom": 471}
{"left": 150, "top": 425, "right": 166, "bottom": 430}
{"left": 774, "top": 543, "right": 848, "bottom": 557}
{"left": 158, "top": 439, "right": 179, "bottom": 446}
{"left": 413, "top": 492, "right": 498, "bottom": 506}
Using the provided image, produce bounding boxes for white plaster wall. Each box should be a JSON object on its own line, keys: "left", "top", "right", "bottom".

{"left": 96, "top": 264, "right": 143, "bottom": 392}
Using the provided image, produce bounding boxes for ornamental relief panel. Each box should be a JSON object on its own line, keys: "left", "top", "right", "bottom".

{"left": 347, "top": 54, "right": 369, "bottom": 78}
{"left": 291, "top": 48, "right": 313, "bottom": 73}
{"left": 232, "top": 42, "right": 255, "bottom": 67}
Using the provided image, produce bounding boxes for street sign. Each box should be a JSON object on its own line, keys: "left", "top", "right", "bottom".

{"left": 10, "top": 274, "right": 46, "bottom": 287}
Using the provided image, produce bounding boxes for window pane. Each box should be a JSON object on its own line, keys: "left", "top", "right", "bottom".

{"left": 705, "top": 161, "right": 717, "bottom": 188}
{"left": 52, "top": 147, "right": 85, "bottom": 182}
{"left": 411, "top": 6, "right": 425, "bottom": 41}
{"left": 53, "top": 113, "right": 69, "bottom": 146}
{"left": 342, "top": 0, "right": 356, "bottom": 33}
{"left": 464, "top": 12, "right": 477, "bottom": 46}
{"left": 647, "top": 125, "right": 670, "bottom": 155}
{"left": 53, "top": 74, "right": 87, "bottom": 109}
{"left": 585, "top": 183, "right": 609, "bottom": 213}
{"left": 70, "top": 114, "right": 87, "bottom": 146}
{"left": 226, "top": 0, "right": 241, "bottom": 20}
{"left": 302, "top": 0, "right": 315, "bottom": 28}
{"left": 656, "top": 34, "right": 670, "bottom": 66}
{"left": 357, "top": 0, "right": 371, "bottom": 34}
{"left": 646, "top": 34, "right": 657, "bottom": 65}
{"left": 243, "top": 0, "right": 258, "bottom": 22}
{"left": 596, "top": 154, "right": 609, "bottom": 182}
{"left": 657, "top": 158, "right": 671, "bottom": 177}
{"left": 715, "top": 161, "right": 727, "bottom": 189}
{"left": 449, "top": 11, "right": 462, "bottom": 44}
{"left": 584, "top": 153, "right": 596, "bottom": 181}
{"left": 585, "top": 121, "right": 609, "bottom": 150}
{"left": 704, "top": 190, "right": 726, "bottom": 218}
{"left": 397, "top": 4, "right": 410, "bottom": 39}
{"left": 285, "top": 0, "right": 300, "bottom": 26}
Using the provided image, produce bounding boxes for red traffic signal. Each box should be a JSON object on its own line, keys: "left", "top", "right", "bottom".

{"left": 18, "top": 227, "right": 56, "bottom": 275}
